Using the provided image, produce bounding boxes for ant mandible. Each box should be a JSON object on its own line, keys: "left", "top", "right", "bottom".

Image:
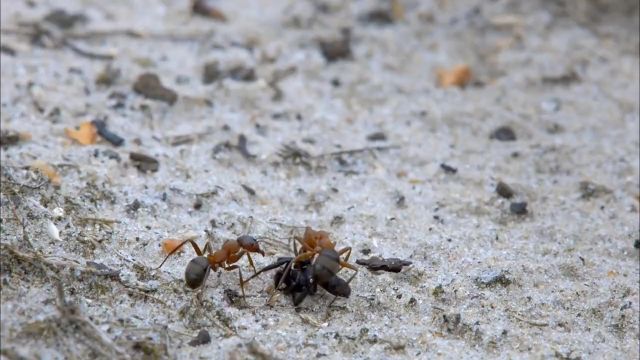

{"left": 155, "top": 234, "right": 265, "bottom": 301}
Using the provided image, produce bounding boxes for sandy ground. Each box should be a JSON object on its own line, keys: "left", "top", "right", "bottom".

{"left": 1, "top": 0, "right": 639, "bottom": 359}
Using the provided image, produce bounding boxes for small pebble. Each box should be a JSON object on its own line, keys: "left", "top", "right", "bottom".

{"left": 496, "top": 181, "right": 514, "bottom": 198}
{"left": 319, "top": 29, "right": 352, "bottom": 62}
{"left": 46, "top": 221, "right": 61, "bottom": 241}
{"left": 188, "top": 329, "right": 211, "bottom": 347}
{"left": 475, "top": 270, "right": 512, "bottom": 287}
{"left": 540, "top": 98, "right": 562, "bottom": 113}
{"left": 490, "top": 126, "right": 516, "bottom": 141}
{"left": 133, "top": 73, "right": 178, "bottom": 105}
{"left": 130, "top": 152, "right": 159, "bottom": 173}
{"left": 634, "top": 239, "right": 639, "bottom": 249}
{"left": 510, "top": 201, "right": 528, "bottom": 215}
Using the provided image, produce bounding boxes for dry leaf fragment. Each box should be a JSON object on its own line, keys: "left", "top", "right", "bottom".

{"left": 437, "top": 64, "right": 472, "bottom": 88}
{"left": 65, "top": 121, "right": 98, "bottom": 145}
{"left": 30, "top": 160, "right": 61, "bottom": 186}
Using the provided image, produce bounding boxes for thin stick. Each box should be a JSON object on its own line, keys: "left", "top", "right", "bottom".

{"left": 312, "top": 145, "right": 400, "bottom": 158}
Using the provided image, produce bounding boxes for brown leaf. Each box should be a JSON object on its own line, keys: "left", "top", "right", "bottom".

{"left": 65, "top": 121, "right": 98, "bottom": 145}
{"left": 437, "top": 65, "right": 472, "bottom": 88}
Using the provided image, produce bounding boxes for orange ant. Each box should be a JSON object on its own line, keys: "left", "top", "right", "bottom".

{"left": 155, "top": 234, "right": 265, "bottom": 301}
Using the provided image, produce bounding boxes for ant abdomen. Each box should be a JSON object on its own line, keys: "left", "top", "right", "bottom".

{"left": 185, "top": 256, "right": 210, "bottom": 289}
{"left": 319, "top": 275, "right": 351, "bottom": 298}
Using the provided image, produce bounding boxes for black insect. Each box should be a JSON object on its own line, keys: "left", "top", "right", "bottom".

{"left": 245, "top": 248, "right": 352, "bottom": 306}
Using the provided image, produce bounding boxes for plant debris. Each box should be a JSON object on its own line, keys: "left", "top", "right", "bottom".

{"left": 95, "top": 64, "right": 121, "bottom": 87}
{"left": 509, "top": 201, "right": 528, "bottom": 215}
{"left": 319, "top": 29, "right": 352, "bottom": 62}
{"left": 192, "top": 0, "right": 227, "bottom": 22}
{"left": 236, "top": 134, "right": 256, "bottom": 159}
{"left": 133, "top": 73, "right": 178, "bottom": 105}
{"left": 360, "top": 8, "right": 394, "bottom": 25}
{"left": 474, "top": 270, "right": 512, "bottom": 287}
{"left": 30, "top": 160, "right": 61, "bottom": 186}
{"left": 1, "top": 44, "right": 16, "bottom": 56}
{"left": 65, "top": 121, "right": 98, "bottom": 145}
{"left": 241, "top": 184, "right": 256, "bottom": 196}
{"left": 188, "top": 329, "right": 212, "bottom": 347}
{"left": 0, "top": 130, "right": 31, "bottom": 147}
{"left": 496, "top": 181, "right": 515, "bottom": 198}
{"left": 490, "top": 126, "right": 517, "bottom": 141}
{"left": 129, "top": 152, "right": 159, "bottom": 173}
{"left": 579, "top": 180, "right": 611, "bottom": 200}
{"left": 202, "top": 61, "right": 256, "bottom": 84}
{"left": 437, "top": 65, "right": 472, "bottom": 88}
{"left": 92, "top": 119, "right": 124, "bottom": 146}
{"left": 43, "top": 9, "right": 88, "bottom": 29}
{"left": 356, "top": 257, "right": 412, "bottom": 273}
{"left": 440, "top": 163, "right": 458, "bottom": 174}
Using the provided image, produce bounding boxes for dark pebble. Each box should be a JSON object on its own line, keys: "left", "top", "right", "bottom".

{"left": 496, "top": 181, "right": 514, "bottom": 198}
{"left": 129, "top": 152, "right": 159, "bottom": 173}
{"left": 188, "top": 329, "right": 211, "bottom": 347}
{"left": 203, "top": 61, "right": 221, "bottom": 84}
{"left": 95, "top": 64, "right": 121, "bottom": 87}
{"left": 319, "top": 29, "right": 352, "bottom": 62}
{"left": 101, "top": 149, "right": 121, "bottom": 161}
{"left": 490, "top": 126, "right": 516, "bottom": 141}
{"left": 228, "top": 66, "right": 256, "bottom": 82}
{"left": 510, "top": 201, "right": 528, "bottom": 215}
{"left": 133, "top": 73, "right": 178, "bottom": 105}
{"left": 634, "top": 239, "right": 639, "bottom": 249}
{"left": 366, "top": 132, "right": 387, "bottom": 142}
{"left": 440, "top": 163, "right": 458, "bottom": 174}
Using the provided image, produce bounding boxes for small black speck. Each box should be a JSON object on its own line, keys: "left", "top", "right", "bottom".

{"left": 193, "top": 197, "right": 203, "bottom": 210}
{"left": 510, "top": 201, "right": 528, "bottom": 215}
{"left": 634, "top": 239, "right": 639, "bottom": 249}
{"left": 440, "top": 163, "right": 458, "bottom": 174}
{"left": 361, "top": 248, "right": 371, "bottom": 255}
{"left": 331, "top": 78, "right": 341, "bottom": 87}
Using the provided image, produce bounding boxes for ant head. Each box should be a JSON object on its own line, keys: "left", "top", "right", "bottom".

{"left": 304, "top": 227, "right": 332, "bottom": 248}
{"left": 184, "top": 256, "right": 210, "bottom": 289}
{"left": 237, "top": 235, "right": 265, "bottom": 256}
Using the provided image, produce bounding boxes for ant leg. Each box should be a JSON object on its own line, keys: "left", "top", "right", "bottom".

{"left": 246, "top": 253, "right": 257, "bottom": 274}
{"left": 337, "top": 247, "right": 352, "bottom": 262}
{"left": 155, "top": 239, "right": 203, "bottom": 269}
{"left": 223, "top": 265, "right": 247, "bottom": 306}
